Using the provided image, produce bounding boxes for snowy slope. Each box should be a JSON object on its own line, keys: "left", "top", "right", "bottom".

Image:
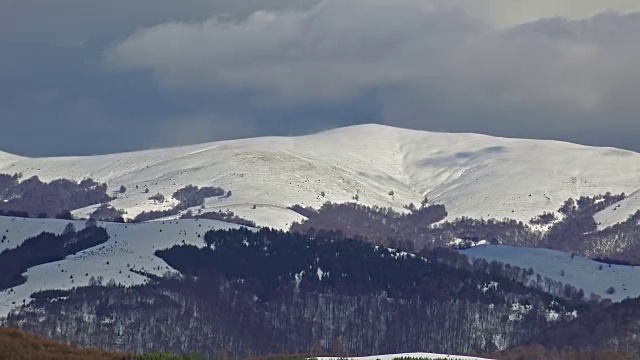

{"left": 0, "top": 217, "right": 87, "bottom": 254}
{"left": 593, "top": 188, "right": 640, "bottom": 230}
{"left": 0, "top": 216, "right": 243, "bottom": 317}
{"left": 318, "top": 352, "right": 491, "bottom": 360}
{"left": 460, "top": 244, "right": 640, "bottom": 302}
{"left": 1, "top": 124, "right": 640, "bottom": 229}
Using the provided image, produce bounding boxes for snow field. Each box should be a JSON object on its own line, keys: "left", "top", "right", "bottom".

{"left": 1, "top": 124, "right": 639, "bottom": 230}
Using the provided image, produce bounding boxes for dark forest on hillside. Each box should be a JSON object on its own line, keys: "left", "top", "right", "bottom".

{"left": 290, "top": 193, "right": 640, "bottom": 263}
{"left": 0, "top": 173, "right": 112, "bottom": 219}
{"left": 4, "top": 228, "right": 587, "bottom": 358}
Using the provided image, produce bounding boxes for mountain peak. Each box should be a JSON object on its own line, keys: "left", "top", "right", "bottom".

{"left": 0, "top": 124, "right": 639, "bottom": 230}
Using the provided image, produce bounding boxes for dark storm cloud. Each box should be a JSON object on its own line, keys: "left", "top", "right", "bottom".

{"left": 2, "top": 0, "right": 640, "bottom": 156}
{"left": 0, "top": 0, "right": 318, "bottom": 156}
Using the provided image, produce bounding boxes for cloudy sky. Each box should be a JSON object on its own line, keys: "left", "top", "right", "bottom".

{"left": 2, "top": 0, "right": 640, "bottom": 156}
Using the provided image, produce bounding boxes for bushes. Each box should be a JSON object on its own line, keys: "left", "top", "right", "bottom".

{"left": 0, "top": 327, "right": 127, "bottom": 360}
{"left": 0, "top": 327, "right": 206, "bottom": 360}
{"left": 148, "top": 193, "right": 166, "bottom": 203}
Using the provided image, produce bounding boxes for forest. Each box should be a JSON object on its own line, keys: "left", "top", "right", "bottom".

{"left": 2, "top": 222, "right": 640, "bottom": 358}
{"left": 290, "top": 193, "right": 640, "bottom": 263}
{"left": 4, "top": 228, "right": 585, "bottom": 358}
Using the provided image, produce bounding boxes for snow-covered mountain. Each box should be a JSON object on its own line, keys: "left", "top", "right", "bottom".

{"left": 1, "top": 124, "right": 639, "bottom": 230}
{"left": 461, "top": 244, "right": 640, "bottom": 302}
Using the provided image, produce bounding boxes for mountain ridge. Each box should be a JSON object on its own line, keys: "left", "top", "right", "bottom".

{"left": 1, "top": 123, "right": 639, "bottom": 229}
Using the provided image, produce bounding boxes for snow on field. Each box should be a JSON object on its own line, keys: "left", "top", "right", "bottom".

{"left": 594, "top": 188, "right": 640, "bottom": 230}
{"left": 460, "top": 244, "right": 640, "bottom": 302}
{"left": 0, "top": 216, "right": 88, "bottom": 253}
{"left": 0, "top": 217, "right": 243, "bottom": 317}
{"left": 0, "top": 124, "right": 639, "bottom": 230}
{"left": 317, "top": 352, "right": 492, "bottom": 360}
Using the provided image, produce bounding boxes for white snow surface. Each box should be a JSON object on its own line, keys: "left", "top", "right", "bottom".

{"left": 0, "top": 217, "right": 84, "bottom": 253}
{"left": 594, "top": 188, "right": 640, "bottom": 230}
{"left": 0, "top": 216, "right": 242, "bottom": 317}
{"left": 461, "top": 244, "right": 640, "bottom": 302}
{"left": 317, "top": 352, "right": 491, "bottom": 360}
{"left": 1, "top": 124, "right": 639, "bottom": 229}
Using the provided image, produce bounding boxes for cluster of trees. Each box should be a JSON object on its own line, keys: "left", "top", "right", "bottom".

{"left": 0, "top": 174, "right": 243, "bottom": 226}
{"left": 172, "top": 185, "right": 226, "bottom": 209}
{"left": 91, "top": 204, "right": 126, "bottom": 222}
{"left": 289, "top": 201, "right": 447, "bottom": 249}
{"left": 0, "top": 173, "right": 112, "bottom": 219}
{"left": 29, "top": 289, "right": 72, "bottom": 304}
{"left": 132, "top": 208, "right": 181, "bottom": 223}
{"left": 524, "top": 296, "right": 640, "bottom": 356}
{"left": 578, "top": 209, "right": 640, "bottom": 264}
{"left": 180, "top": 210, "right": 255, "bottom": 227}
{"left": 148, "top": 193, "right": 165, "bottom": 203}
{"left": 132, "top": 185, "right": 231, "bottom": 223}
{"left": 541, "top": 193, "right": 625, "bottom": 252}
{"left": 529, "top": 212, "right": 556, "bottom": 226}
{"left": 164, "top": 230, "right": 433, "bottom": 301}
{"left": 157, "top": 228, "right": 575, "bottom": 306}
{"left": 289, "top": 194, "right": 640, "bottom": 264}
{"left": 290, "top": 201, "right": 535, "bottom": 251}
{"left": 0, "top": 225, "right": 109, "bottom": 290}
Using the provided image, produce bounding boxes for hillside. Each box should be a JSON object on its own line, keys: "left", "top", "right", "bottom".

{"left": 594, "top": 188, "right": 640, "bottom": 230}
{"left": 1, "top": 124, "right": 640, "bottom": 229}
{"left": 0, "top": 216, "right": 242, "bottom": 317}
{"left": 461, "top": 244, "right": 640, "bottom": 302}
{"left": 4, "top": 227, "right": 577, "bottom": 358}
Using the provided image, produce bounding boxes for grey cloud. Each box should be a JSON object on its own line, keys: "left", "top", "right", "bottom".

{"left": 106, "top": 1, "right": 479, "bottom": 100}
{"left": 107, "top": 2, "right": 637, "bottom": 113}
{"left": 0, "top": 0, "right": 317, "bottom": 156}
{"left": 3, "top": 0, "right": 640, "bottom": 156}
{"left": 149, "top": 114, "right": 258, "bottom": 149}
{"left": 449, "top": 0, "right": 640, "bottom": 27}
{"left": 107, "top": 1, "right": 640, "bottom": 150}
